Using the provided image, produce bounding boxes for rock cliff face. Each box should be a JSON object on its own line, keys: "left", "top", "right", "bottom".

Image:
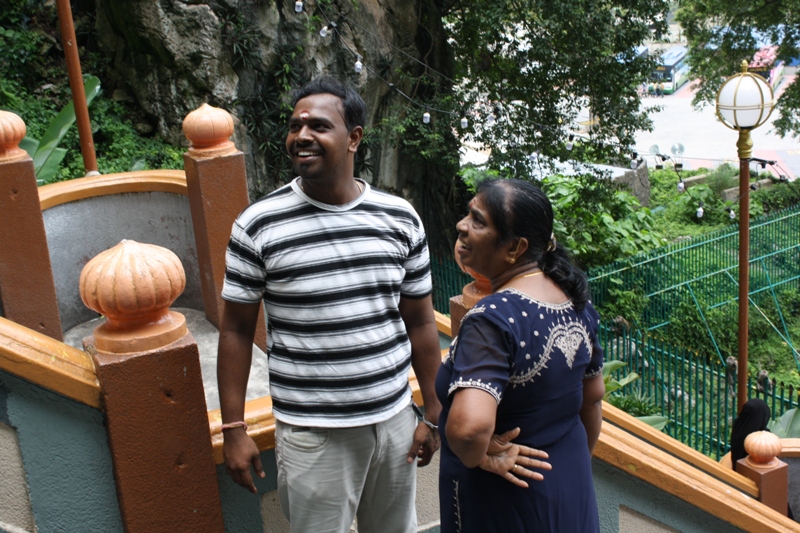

{"left": 94, "top": 0, "right": 457, "bottom": 212}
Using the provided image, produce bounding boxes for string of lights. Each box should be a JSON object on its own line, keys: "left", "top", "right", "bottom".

{"left": 295, "top": 0, "right": 793, "bottom": 221}
{"left": 302, "top": 0, "right": 613, "bottom": 151}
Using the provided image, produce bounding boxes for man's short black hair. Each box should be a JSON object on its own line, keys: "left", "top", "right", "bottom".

{"left": 291, "top": 76, "right": 367, "bottom": 131}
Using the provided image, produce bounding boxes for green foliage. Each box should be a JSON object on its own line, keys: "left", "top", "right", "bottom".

{"left": 674, "top": 184, "right": 727, "bottom": 225}
{"left": 20, "top": 75, "right": 100, "bottom": 183}
{"left": 599, "top": 284, "right": 649, "bottom": 325}
{"left": 442, "top": 0, "right": 670, "bottom": 170}
{"left": 1, "top": 0, "right": 184, "bottom": 182}
{"left": 607, "top": 390, "right": 663, "bottom": 418}
{"left": 753, "top": 180, "right": 800, "bottom": 214}
{"left": 603, "top": 360, "right": 640, "bottom": 396}
{"left": 703, "top": 164, "right": 739, "bottom": 196}
{"left": 541, "top": 173, "right": 665, "bottom": 269}
{"left": 676, "top": 0, "right": 800, "bottom": 137}
{"left": 603, "top": 360, "right": 669, "bottom": 429}
{"left": 769, "top": 408, "right": 800, "bottom": 438}
{"left": 648, "top": 166, "right": 735, "bottom": 240}
{"left": 235, "top": 43, "right": 305, "bottom": 197}
{"left": 220, "top": 9, "right": 262, "bottom": 71}
{"left": 74, "top": 98, "right": 184, "bottom": 177}
{"left": 455, "top": 169, "right": 666, "bottom": 270}
{"left": 457, "top": 166, "right": 501, "bottom": 193}
{"left": 662, "top": 288, "right": 800, "bottom": 382}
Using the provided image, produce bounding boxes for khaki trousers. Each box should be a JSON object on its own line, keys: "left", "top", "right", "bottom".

{"left": 275, "top": 404, "right": 418, "bottom": 533}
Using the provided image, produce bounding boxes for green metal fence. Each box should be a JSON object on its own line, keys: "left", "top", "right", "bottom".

{"left": 430, "top": 254, "right": 472, "bottom": 314}
{"left": 588, "top": 204, "right": 800, "bottom": 333}
{"left": 601, "top": 322, "right": 799, "bottom": 459}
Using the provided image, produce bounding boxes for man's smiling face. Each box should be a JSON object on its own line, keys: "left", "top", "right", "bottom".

{"left": 285, "top": 93, "right": 360, "bottom": 184}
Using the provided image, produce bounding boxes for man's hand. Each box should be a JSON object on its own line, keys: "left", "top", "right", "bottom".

{"left": 478, "top": 427, "right": 551, "bottom": 488}
{"left": 223, "top": 428, "right": 265, "bottom": 493}
{"left": 406, "top": 421, "right": 441, "bottom": 466}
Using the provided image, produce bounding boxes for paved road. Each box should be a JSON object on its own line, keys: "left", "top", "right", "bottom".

{"left": 634, "top": 75, "right": 799, "bottom": 178}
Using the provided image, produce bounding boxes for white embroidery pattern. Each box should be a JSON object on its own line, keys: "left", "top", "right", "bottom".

{"left": 551, "top": 322, "right": 592, "bottom": 369}
{"left": 510, "top": 319, "right": 592, "bottom": 385}
{"left": 462, "top": 304, "right": 486, "bottom": 321}
{"left": 584, "top": 364, "right": 603, "bottom": 379}
{"left": 449, "top": 377, "right": 502, "bottom": 404}
{"left": 500, "top": 287, "right": 574, "bottom": 311}
{"left": 445, "top": 335, "right": 459, "bottom": 363}
{"left": 453, "top": 480, "right": 462, "bottom": 533}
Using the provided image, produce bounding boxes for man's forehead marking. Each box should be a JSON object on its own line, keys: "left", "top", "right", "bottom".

{"left": 300, "top": 110, "right": 309, "bottom": 120}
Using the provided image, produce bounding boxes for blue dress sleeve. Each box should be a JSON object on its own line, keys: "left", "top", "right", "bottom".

{"left": 448, "top": 310, "right": 513, "bottom": 404}
{"left": 583, "top": 303, "right": 604, "bottom": 379}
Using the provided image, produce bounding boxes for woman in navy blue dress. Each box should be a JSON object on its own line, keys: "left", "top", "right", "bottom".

{"left": 437, "top": 178, "right": 604, "bottom": 532}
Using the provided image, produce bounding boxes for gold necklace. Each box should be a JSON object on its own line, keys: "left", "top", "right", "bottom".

{"left": 510, "top": 270, "right": 542, "bottom": 283}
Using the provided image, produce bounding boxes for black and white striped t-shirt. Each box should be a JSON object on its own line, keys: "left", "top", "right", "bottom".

{"left": 221, "top": 178, "right": 432, "bottom": 427}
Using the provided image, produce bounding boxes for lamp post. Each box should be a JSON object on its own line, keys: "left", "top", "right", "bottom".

{"left": 715, "top": 60, "right": 775, "bottom": 413}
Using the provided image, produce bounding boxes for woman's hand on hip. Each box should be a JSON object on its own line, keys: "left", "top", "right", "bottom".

{"left": 478, "top": 427, "right": 551, "bottom": 488}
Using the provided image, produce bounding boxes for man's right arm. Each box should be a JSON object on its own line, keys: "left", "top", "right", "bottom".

{"left": 217, "top": 299, "right": 264, "bottom": 493}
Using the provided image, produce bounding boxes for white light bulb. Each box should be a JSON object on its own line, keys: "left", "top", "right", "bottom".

{"left": 729, "top": 209, "right": 736, "bottom": 220}
{"left": 566, "top": 141, "right": 573, "bottom": 151}
{"left": 487, "top": 114, "right": 496, "bottom": 125}
{"left": 630, "top": 158, "right": 638, "bottom": 169}
{"left": 423, "top": 112, "right": 431, "bottom": 124}
{"left": 696, "top": 206, "right": 704, "bottom": 218}
{"left": 677, "top": 181, "right": 685, "bottom": 193}
{"left": 354, "top": 60, "right": 363, "bottom": 73}
{"left": 320, "top": 26, "right": 328, "bottom": 37}
{"left": 460, "top": 117, "right": 468, "bottom": 129}
{"left": 295, "top": 1, "right": 303, "bottom": 13}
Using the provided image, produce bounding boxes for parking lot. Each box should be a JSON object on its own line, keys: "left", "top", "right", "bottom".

{"left": 634, "top": 72, "right": 799, "bottom": 178}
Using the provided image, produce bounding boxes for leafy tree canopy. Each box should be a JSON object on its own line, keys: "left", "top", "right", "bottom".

{"left": 676, "top": 0, "right": 800, "bottom": 137}
{"left": 439, "top": 0, "right": 670, "bottom": 174}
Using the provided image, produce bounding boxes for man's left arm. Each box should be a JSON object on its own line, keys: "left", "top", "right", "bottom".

{"left": 399, "top": 294, "right": 443, "bottom": 467}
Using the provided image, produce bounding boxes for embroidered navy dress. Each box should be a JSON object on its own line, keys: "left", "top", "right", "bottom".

{"left": 436, "top": 288, "right": 603, "bottom": 533}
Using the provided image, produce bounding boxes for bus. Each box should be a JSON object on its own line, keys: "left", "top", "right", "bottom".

{"left": 651, "top": 45, "right": 690, "bottom": 95}
{"left": 749, "top": 45, "right": 784, "bottom": 88}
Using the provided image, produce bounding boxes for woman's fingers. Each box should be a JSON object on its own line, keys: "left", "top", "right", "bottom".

{"left": 517, "top": 444, "right": 549, "bottom": 460}
{"left": 519, "top": 457, "right": 551, "bottom": 472}
{"left": 509, "top": 465, "right": 545, "bottom": 482}
{"left": 497, "top": 427, "right": 521, "bottom": 442}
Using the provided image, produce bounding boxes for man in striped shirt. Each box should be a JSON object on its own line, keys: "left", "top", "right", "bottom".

{"left": 217, "top": 77, "right": 442, "bottom": 533}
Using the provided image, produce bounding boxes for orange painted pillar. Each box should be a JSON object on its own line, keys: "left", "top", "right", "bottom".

{"left": 0, "top": 111, "right": 63, "bottom": 339}
{"left": 736, "top": 431, "right": 789, "bottom": 516}
{"left": 182, "top": 104, "right": 266, "bottom": 350}
{"left": 81, "top": 240, "right": 224, "bottom": 533}
{"left": 55, "top": 0, "right": 97, "bottom": 173}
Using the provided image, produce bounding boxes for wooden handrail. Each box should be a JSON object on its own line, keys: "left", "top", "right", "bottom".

{"left": 0, "top": 317, "right": 100, "bottom": 407}
{"left": 596, "top": 421, "right": 797, "bottom": 532}
{"left": 602, "top": 402, "right": 758, "bottom": 497}
{"left": 38, "top": 170, "right": 187, "bottom": 210}
{"left": 434, "top": 310, "right": 452, "bottom": 338}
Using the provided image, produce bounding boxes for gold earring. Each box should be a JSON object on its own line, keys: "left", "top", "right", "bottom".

{"left": 508, "top": 240, "right": 522, "bottom": 264}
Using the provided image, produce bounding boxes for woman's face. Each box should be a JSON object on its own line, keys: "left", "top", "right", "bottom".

{"left": 455, "top": 193, "right": 513, "bottom": 279}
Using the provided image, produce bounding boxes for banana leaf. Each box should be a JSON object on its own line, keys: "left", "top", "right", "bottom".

{"left": 28, "top": 75, "right": 101, "bottom": 181}
{"left": 36, "top": 147, "right": 67, "bottom": 184}
{"left": 768, "top": 408, "right": 800, "bottom": 438}
{"left": 19, "top": 137, "right": 39, "bottom": 158}
{"left": 636, "top": 415, "right": 668, "bottom": 431}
